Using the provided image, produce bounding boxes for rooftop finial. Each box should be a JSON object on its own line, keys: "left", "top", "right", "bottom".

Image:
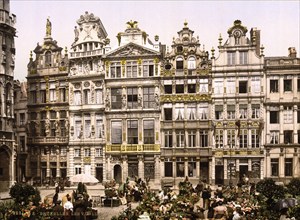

{"left": 184, "top": 20, "right": 188, "bottom": 27}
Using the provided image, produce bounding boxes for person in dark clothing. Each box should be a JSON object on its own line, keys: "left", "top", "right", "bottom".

{"left": 202, "top": 188, "right": 211, "bottom": 210}
{"left": 52, "top": 200, "right": 64, "bottom": 220}
{"left": 74, "top": 194, "right": 87, "bottom": 220}
{"left": 53, "top": 192, "right": 59, "bottom": 206}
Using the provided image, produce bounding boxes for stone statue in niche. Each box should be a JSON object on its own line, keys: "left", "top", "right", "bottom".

{"left": 122, "top": 94, "right": 127, "bottom": 109}
{"left": 138, "top": 93, "right": 142, "bottom": 108}
{"left": 155, "top": 93, "right": 159, "bottom": 109}
{"left": 45, "top": 118, "right": 50, "bottom": 136}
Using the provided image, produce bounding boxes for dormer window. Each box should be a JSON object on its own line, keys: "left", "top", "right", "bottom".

{"left": 45, "top": 51, "right": 51, "bottom": 66}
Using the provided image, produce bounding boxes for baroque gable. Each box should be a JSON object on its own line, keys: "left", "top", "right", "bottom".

{"left": 105, "top": 42, "right": 160, "bottom": 59}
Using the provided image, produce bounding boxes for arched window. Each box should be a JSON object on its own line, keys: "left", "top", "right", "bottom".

{"left": 45, "top": 51, "right": 51, "bottom": 66}
{"left": 176, "top": 57, "right": 183, "bottom": 70}
{"left": 188, "top": 57, "right": 196, "bottom": 69}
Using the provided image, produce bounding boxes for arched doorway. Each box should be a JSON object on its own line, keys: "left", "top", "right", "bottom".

{"left": 0, "top": 146, "right": 11, "bottom": 191}
{"left": 113, "top": 164, "right": 122, "bottom": 183}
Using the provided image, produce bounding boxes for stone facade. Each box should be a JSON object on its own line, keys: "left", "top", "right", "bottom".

{"left": 13, "top": 14, "right": 299, "bottom": 186}
{"left": 68, "top": 11, "right": 109, "bottom": 182}
{"left": 27, "top": 19, "right": 69, "bottom": 185}
{"left": 0, "top": 0, "right": 16, "bottom": 191}
{"left": 264, "top": 48, "right": 300, "bottom": 183}
{"left": 160, "top": 22, "right": 212, "bottom": 187}
{"left": 211, "top": 20, "right": 265, "bottom": 185}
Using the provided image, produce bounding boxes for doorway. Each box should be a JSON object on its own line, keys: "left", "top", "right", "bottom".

{"left": 113, "top": 164, "right": 122, "bottom": 183}
{"left": 215, "top": 165, "right": 224, "bottom": 185}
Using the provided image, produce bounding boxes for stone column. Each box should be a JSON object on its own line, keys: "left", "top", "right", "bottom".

{"left": 210, "top": 157, "right": 214, "bottom": 185}
{"left": 184, "top": 159, "right": 188, "bottom": 178}
{"left": 196, "top": 159, "right": 200, "bottom": 179}
{"left": 56, "top": 146, "right": 60, "bottom": 178}
{"left": 279, "top": 105, "right": 284, "bottom": 143}
{"left": 279, "top": 148, "right": 285, "bottom": 179}
{"left": 122, "top": 155, "right": 128, "bottom": 182}
{"left": 91, "top": 145, "right": 95, "bottom": 176}
{"left": 106, "top": 155, "right": 111, "bottom": 180}
{"left": 224, "top": 158, "right": 228, "bottom": 180}
{"left": 69, "top": 147, "right": 74, "bottom": 177}
{"left": 138, "top": 155, "right": 144, "bottom": 180}
{"left": 265, "top": 149, "right": 271, "bottom": 178}
{"left": 154, "top": 156, "right": 160, "bottom": 183}
{"left": 293, "top": 105, "right": 297, "bottom": 144}
{"left": 46, "top": 147, "right": 50, "bottom": 178}
{"left": 260, "top": 158, "right": 264, "bottom": 179}
{"left": 293, "top": 148, "right": 299, "bottom": 177}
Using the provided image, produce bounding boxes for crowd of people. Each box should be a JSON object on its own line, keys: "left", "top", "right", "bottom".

{"left": 112, "top": 176, "right": 296, "bottom": 220}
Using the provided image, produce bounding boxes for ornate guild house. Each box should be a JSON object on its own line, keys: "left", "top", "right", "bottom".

{"left": 2, "top": 6, "right": 298, "bottom": 191}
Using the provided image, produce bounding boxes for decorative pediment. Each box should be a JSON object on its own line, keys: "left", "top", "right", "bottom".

{"left": 34, "top": 40, "right": 62, "bottom": 54}
{"left": 105, "top": 42, "right": 160, "bottom": 58}
{"left": 227, "top": 20, "right": 248, "bottom": 35}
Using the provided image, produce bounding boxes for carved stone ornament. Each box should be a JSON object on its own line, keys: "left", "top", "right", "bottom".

{"left": 77, "top": 11, "right": 100, "bottom": 25}
{"left": 74, "top": 83, "right": 81, "bottom": 89}
{"left": 84, "top": 81, "right": 90, "bottom": 87}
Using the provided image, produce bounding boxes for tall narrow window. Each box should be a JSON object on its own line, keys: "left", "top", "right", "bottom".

{"left": 165, "top": 130, "right": 173, "bottom": 147}
{"left": 127, "top": 87, "right": 138, "bottom": 109}
{"left": 143, "top": 87, "right": 155, "bottom": 109}
{"left": 187, "top": 105, "right": 196, "bottom": 120}
{"left": 127, "top": 120, "right": 138, "bottom": 144}
{"left": 227, "top": 105, "right": 235, "bottom": 119}
{"left": 96, "top": 116, "right": 103, "bottom": 138}
{"left": 175, "top": 106, "right": 184, "bottom": 120}
{"left": 214, "top": 80, "right": 223, "bottom": 94}
{"left": 59, "top": 88, "right": 66, "bottom": 102}
{"left": 110, "top": 62, "right": 121, "bottom": 78}
{"left": 143, "top": 120, "right": 154, "bottom": 144}
{"left": 111, "top": 121, "right": 122, "bottom": 144}
{"left": 270, "top": 131, "right": 279, "bottom": 144}
{"left": 176, "top": 130, "right": 185, "bottom": 147}
{"left": 164, "top": 107, "right": 173, "bottom": 120}
{"left": 143, "top": 61, "right": 154, "bottom": 77}
{"left": 227, "top": 52, "right": 235, "bottom": 65}
{"left": 199, "top": 104, "right": 208, "bottom": 120}
{"left": 95, "top": 89, "right": 102, "bottom": 104}
{"left": 45, "top": 51, "right": 51, "bottom": 66}
{"left": 251, "top": 77, "right": 260, "bottom": 93}
{"left": 188, "top": 130, "right": 196, "bottom": 147}
{"left": 284, "top": 79, "right": 292, "bottom": 92}
{"left": 215, "top": 105, "right": 223, "bottom": 120}
{"left": 239, "top": 104, "right": 248, "bottom": 119}
{"left": 83, "top": 89, "right": 90, "bottom": 104}
{"left": 111, "top": 88, "right": 122, "bottom": 109}
{"left": 239, "top": 51, "right": 248, "bottom": 64}
{"left": 74, "top": 91, "right": 81, "bottom": 105}
{"left": 188, "top": 57, "right": 196, "bottom": 70}
{"left": 126, "top": 61, "right": 137, "bottom": 78}
{"left": 284, "top": 130, "right": 293, "bottom": 144}
{"left": 200, "top": 130, "right": 208, "bottom": 147}
{"left": 49, "top": 82, "right": 56, "bottom": 102}
{"left": 40, "top": 82, "right": 46, "bottom": 103}
{"left": 285, "top": 158, "right": 293, "bottom": 176}
{"left": 75, "top": 115, "right": 82, "bottom": 139}
{"left": 284, "top": 106, "right": 293, "bottom": 123}
{"left": 239, "top": 130, "right": 248, "bottom": 148}
{"left": 251, "top": 104, "right": 260, "bottom": 119}
{"left": 227, "top": 130, "right": 235, "bottom": 148}
{"left": 164, "top": 160, "right": 173, "bottom": 177}
{"left": 200, "top": 79, "right": 208, "bottom": 93}
{"left": 226, "top": 78, "right": 236, "bottom": 94}
{"left": 271, "top": 159, "right": 279, "bottom": 176}
{"left": 215, "top": 130, "right": 223, "bottom": 148}
{"left": 270, "top": 79, "right": 279, "bottom": 93}
{"left": 251, "top": 130, "right": 260, "bottom": 148}
{"left": 176, "top": 57, "right": 184, "bottom": 70}
{"left": 84, "top": 115, "right": 91, "bottom": 138}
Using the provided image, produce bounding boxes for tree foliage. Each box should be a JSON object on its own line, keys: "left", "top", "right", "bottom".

{"left": 256, "top": 178, "right": 285, "bottom": 201}
{"left": 9, "top": 183, "right": 41, "bottom": 206}
{"left": 286, "top": 178, "right": 300, "bottom": 197}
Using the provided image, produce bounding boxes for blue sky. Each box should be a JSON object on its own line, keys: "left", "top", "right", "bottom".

{"left": 11, "top": 0, "right": 300, "bottom": 80}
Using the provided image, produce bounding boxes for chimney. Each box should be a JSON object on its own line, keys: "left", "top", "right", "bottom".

{"left": 250, "top": 28, "right": 261, "bottom": 56}
{"left": 288, "top": 47, "right": 297, "bottom": 58}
